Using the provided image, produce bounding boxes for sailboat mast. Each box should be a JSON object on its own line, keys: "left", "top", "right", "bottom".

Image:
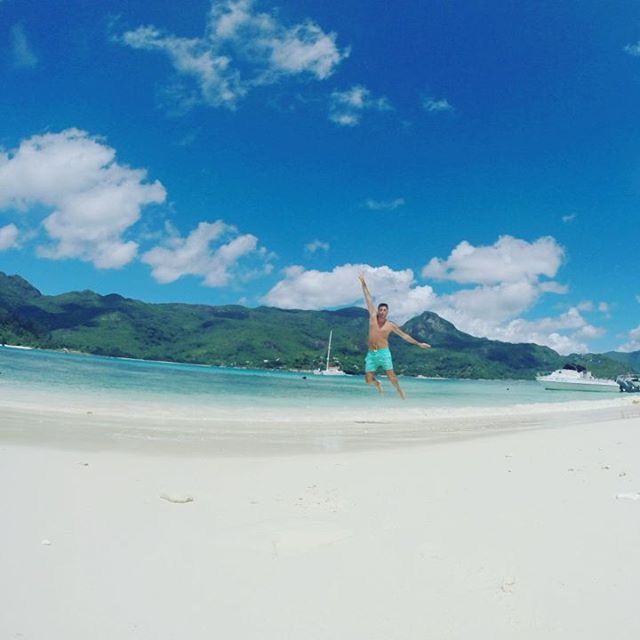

{"left": 326, "top": 330, "right": 332, "bottom": 371}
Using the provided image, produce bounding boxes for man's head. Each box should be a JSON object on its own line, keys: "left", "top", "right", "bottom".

{"left": 377, "top": 303, "right": 389, "bottom": 321}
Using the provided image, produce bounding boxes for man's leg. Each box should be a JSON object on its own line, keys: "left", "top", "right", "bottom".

{"left": 365, "top": 371, "right": 383, "bottom": 393}
{"left": 385, "top": 370, "right": 405, "bottom": 399}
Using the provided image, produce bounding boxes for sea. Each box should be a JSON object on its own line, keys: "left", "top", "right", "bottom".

{"left": 0, "top": 344, "right": 615, "bottom": 414}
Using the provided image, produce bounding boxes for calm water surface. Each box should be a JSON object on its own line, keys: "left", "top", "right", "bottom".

{"left": 0, "top": 346, "right": 613, "bottom": 412}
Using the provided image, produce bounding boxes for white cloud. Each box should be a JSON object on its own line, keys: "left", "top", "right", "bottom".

{"left": 538, "top": 281, "right": 568, "bottom": 294}
{"left": 446, "top": 307, "right": 600, "bottom": 354}
{"left": 0, "top": 223, "right": 19, "bottom": 250}
{"left": 618, "top": 325, "right": 640, "bottom": 353}
{"left": 422, "top": 235, "right": 564, "bottom": 285}
{"left": 328, "top": 85, "right": 391, "bottom": 127}
{"left": 364, "top": 197, "right": 405, "bottom": 211}
{"left": 141, "top": 220, "right": 271, "bottom": 286}
{"left": 263, "top": 235, "right": 602, "bottom": 354}
{"left": 561, "top": 213, "right": 577, "bottom": 223}
{"left": 305, "top": 239, "right": 329, "bottom": 253}
{"left": 635, "top": 294, "right": 640, "bottom": 304}
{"left": 577, "top": 300, "right": 611, "bottom": 316}
{"left": 120, "top": 26, "right": 246, "bottom": 110}
{"left": 624, "top": 41, "right": 640, "bottom": 56}
{"left": 266, "top": 22, "right": 346, "bottom": 79}
{"left": 430, "top": 285, "right": 600, "bottom": 354}
{"left": 412, "top": 285, "right": 589, "bottom": 354}
{"left": 434, "top": 281, "right": 544, "bottom": 323}
{"left": 10, "top": 24, "right": 38, "bottom": 69}
{"left": 576, "top": 323, "right": 606, "bottom": 339}
{"left": 421, "top": 237, "right": 591, "bottom": 352}
{"left": 118, "top": 0, "right": 348, "bottom": 111}
{"left": 0, "top": 129, "right": 274, "bottom": 288}
{"left": 262, "top": 263, "right": 437, "bottom": 318}
{"left": 423, "top": 97, "right": 453, "bottom": 112}
{"left": 0, "top": 129, "right": 166, "bottom": 268}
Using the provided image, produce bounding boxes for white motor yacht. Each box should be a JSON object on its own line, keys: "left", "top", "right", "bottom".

{"left": 536, "top": 364, "right": 619, "bottom": 392}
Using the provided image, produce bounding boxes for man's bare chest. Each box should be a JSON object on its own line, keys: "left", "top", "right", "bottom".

{"left": 370, "top": 320, "right": 391, "bottom": 336}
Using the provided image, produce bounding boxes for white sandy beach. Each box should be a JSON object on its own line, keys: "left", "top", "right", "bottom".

{"left": 2, "top": 396, "right": 640, "bottom": 639}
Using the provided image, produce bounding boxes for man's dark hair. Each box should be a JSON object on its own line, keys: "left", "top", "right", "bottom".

{"left": 377, "top": 302, "right": 389, "bottom": 310}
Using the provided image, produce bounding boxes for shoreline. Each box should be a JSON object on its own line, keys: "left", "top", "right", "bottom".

{"left": 2, "top": 393, "right": 639, "bottom": 456}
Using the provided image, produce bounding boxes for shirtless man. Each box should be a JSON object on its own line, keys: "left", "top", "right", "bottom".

{"left": 359, "top": 273, "right": 431, "bottom": 399}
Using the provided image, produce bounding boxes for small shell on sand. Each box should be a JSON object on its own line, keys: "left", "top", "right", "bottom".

{"left": 160, "top": 493, "right": 194, "bottom": 504}
{"left": 615, "top": 492, "right": 640, "bottom": 501}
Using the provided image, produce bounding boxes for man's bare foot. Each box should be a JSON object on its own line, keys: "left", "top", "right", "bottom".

{"left": 375, "top": 380, "right": 383, "bottom": 394}
{"left": 398, "top": 389, "right": 406, "bottom": 400}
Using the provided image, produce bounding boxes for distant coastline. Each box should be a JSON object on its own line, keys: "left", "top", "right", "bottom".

{"left": 1, "top": 272, "right": 637, "bottom": 380}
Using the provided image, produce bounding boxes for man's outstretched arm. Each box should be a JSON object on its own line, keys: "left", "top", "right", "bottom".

{"left": 359, "top": 273, "right": 376, "bottom": 316}
{"left": 391, "top": 324, "right": 431, "bottom": 349}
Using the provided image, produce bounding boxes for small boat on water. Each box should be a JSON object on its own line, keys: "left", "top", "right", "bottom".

{"left": 617, "top": 373, "right": 640, "bottom": 393}
{"left": 313, "top": 330, "right": 347, "bottom": 376}
{"left": 536, "top": 363, "right": 619, "bottom": 392}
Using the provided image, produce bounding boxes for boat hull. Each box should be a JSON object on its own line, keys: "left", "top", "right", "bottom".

{"left": 537, "top": 379, "right": 619, "bottom": 392}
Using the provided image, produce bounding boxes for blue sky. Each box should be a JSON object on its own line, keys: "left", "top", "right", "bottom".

{"left": 1, "top": 0, "right": 639, "bottom": 354}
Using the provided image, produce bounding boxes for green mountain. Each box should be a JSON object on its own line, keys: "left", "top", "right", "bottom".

{"left": 604, "top": 350, "right": 640, "bottom": 372}
{"left": 0, "top": 272, "right": 635, "bottom": 379}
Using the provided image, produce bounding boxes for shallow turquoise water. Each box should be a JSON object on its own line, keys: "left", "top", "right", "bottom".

{"left": 0, "top": 346, "right": 614, "bottom": 411}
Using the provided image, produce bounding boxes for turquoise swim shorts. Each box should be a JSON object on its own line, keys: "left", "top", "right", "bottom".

{"left": 365, "top": 348, "right": 394, "bottom": 373}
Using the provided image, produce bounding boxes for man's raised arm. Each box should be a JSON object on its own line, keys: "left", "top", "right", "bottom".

{"left": 391, "top": 323, "right": 431, "bottom": 349}
{"left": 359, "top": 273, "right": 376, "bottom": 316}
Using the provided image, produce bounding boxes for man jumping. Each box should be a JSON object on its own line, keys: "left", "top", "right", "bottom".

{"left": 359, "top": 273, "right": 431, "bottom": 399}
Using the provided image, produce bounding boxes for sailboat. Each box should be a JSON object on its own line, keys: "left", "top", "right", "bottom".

{"left": 313, "top": 330, "right": 347, "bottom": 376}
